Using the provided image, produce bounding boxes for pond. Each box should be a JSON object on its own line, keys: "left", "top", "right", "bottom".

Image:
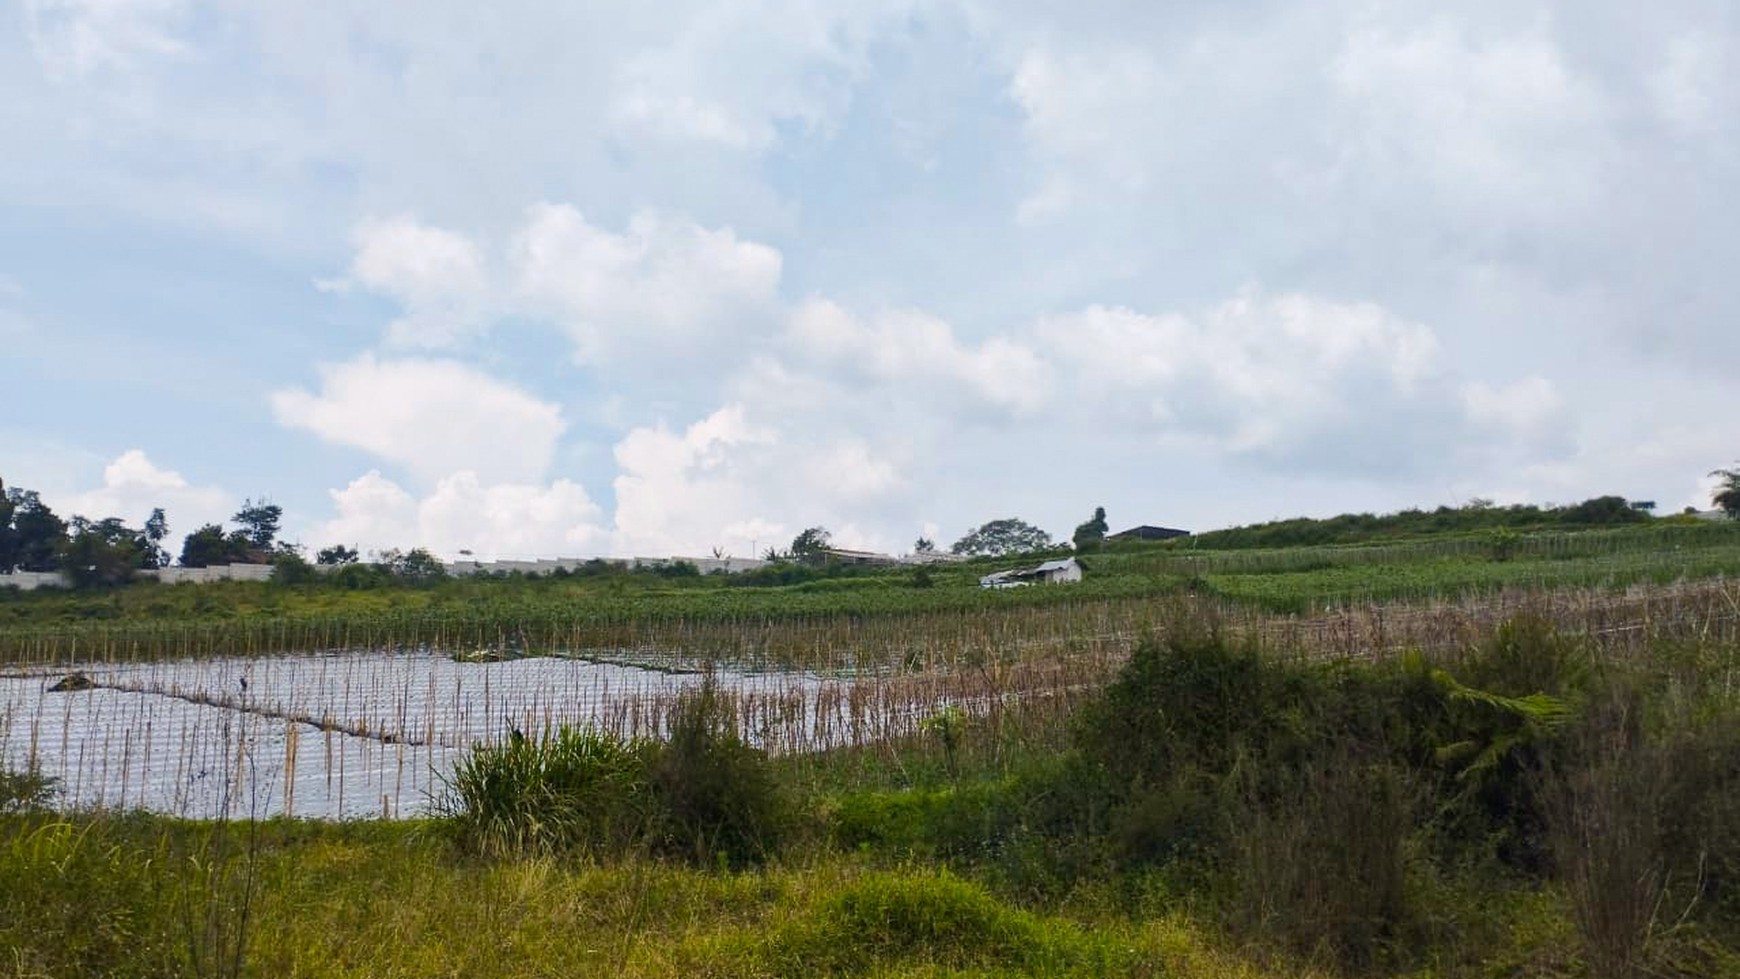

{"left": 0, "top": 649, "right": 905, "bottom": 820}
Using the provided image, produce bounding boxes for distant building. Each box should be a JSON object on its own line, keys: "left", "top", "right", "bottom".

{"left": 979, "top": 556, "right": 1084, "bottom": 588}
{"left": 1028, "top": 558, "right": 1084, "bottom": 584}
{"left": 1107, "top": 525, "right": 1190, "bottom": 542}
{"left": 819, "top": 547, "right": 902, "bottom": 567}
{"left": 902, "top": 550, "right": 969, "bottom": 565}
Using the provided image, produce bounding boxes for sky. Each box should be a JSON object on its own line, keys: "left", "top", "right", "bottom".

{"left": 2, "top": 0, "right": 1736, "bottom": 561}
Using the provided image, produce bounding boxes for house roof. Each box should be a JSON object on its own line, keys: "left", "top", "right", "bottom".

{"left": 1108, "top": 525, "right": 1190, "bottom": 539}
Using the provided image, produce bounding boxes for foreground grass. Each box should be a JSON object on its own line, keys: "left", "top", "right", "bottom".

{"left": 0, "top": 815, "right": 1345, "bottom": 979}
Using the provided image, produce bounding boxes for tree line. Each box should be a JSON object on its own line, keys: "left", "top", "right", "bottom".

{"left": 0, "top": 478, "right": 298, "bottom": 586}
{"left": 7, "top": 465, "right": 1739, "bottom": 590}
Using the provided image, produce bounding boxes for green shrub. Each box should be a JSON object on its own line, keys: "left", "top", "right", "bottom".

{"left": 442, "top": 726, "right": 653, "bottom": 858}
{"left": 763, "top": 872, "right": 1113, "bottom": 976}
{"left": 0, "top": 818, "right": 181, "bottom": 978}
{"left": 1225, "top": 758, "right": 1419, "bottom": 972}
{"left": 0, "top": 761, "right": 55, "bottom": 813}
{"left": 444, "top": 677, "right": 789, "bottom": 867}
{"left": 648, "top": 678, "right": 788, "bottom": 867}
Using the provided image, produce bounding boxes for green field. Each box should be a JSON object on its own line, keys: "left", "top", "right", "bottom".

{"left": 4, "top": 519, "right": 1740, "bottom": 665}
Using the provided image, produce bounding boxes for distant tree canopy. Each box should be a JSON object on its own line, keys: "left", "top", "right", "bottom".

{"left": 914, "top": 536, "right": 935, "bottom": 554}
{"left": 789, "top": 527, "right": 832, "bottom": 564}
{"left": 950, "top": 518, "right": 1053, "bottom": 558}
{"left": 1560, "top": 495, "right": 1646, "bottom": 526}
{"left": 59, "top": 516, "right": 157, "bottom": 588}
{"left": 178, "top": 500, "right": 287, "bottom": 567}
{"left": 376, "top": 547, "right": 448, "bottom": 583}
{"left": 142, "top": 508, "right": 171, "bottom": 569}
{"left": 4, "top": 485, "right": 69, "bottom": 573}
{"left": 233, "top": 498, "right": 283, "bottom": 550}
{"left": 317, "top": 544, "right": 360, "bottom": 566}
{"left": 1072, "top": 506, "right": 1109, "bottom": 551}
{"left": 179, "top": 524, "right": 248, "bottom": 568}
{"left": 1712, "top": 467, "right": 1740, "bottom": 518}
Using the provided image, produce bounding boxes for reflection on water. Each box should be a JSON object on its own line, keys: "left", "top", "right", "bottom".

{"left": 0, "top": 650, "right": 876, "bottom": 820}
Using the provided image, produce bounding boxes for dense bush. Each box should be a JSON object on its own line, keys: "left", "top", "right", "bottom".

{"left": 0, "top": 761, "right": 55, "bottom": 813}
{"left": 963, "top": 614, "right": 1740, "bottom": 972}
{"left": 444, "top": 677, "right": 787, "bottom": 867}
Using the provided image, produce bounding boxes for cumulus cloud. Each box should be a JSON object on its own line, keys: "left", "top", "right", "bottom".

{"left": 326, "top": 205, "right": 784, "bottom": 362}
{"left": 607, "top": 402, "right": 919, "bottom": 558}
{"left": 270, "top": 354, "right": 566, "bottom": 483}
{"left": 334, "top": 216, "right": 492, "bottom": 349}
{"left": 786, "top": 300, "right": 1052, "bottom": 417}
{"left": 1031, "top": 291, "right": 1565, "bottom": 475}
{"left": 1328, "top": 22, "right": 1607, "bottom": 219}
{"left": 311, "top": 469, "right": 607, "bottom": 560}
{"left": 56, "top": 449, "right": 232, "bottom": 533}
{"left": 610, "top": 404, "right": 780, "bottom": 556}
{"left": 513, "top": 204, "right": 783, "bottom": 363}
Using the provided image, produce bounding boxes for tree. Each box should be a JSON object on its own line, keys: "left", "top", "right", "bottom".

{"left": 59, "top": 516, "right": 151, "bottom": 589}
{"left": 179, "top": 523, "right": 244, "bottom": 568}
{"left": 271, "top": 550, "right": 318, "bottom": 584}
{"left": 1071, "top": 506, "right": 1109, "bottom": 551}
{"left": 142, "top": 508, "right": 171, "bottom": 569}
{"left": 8, "top": 488, "right": 68, "bottom": 572}
{"left": 379, "top": 547, "right": 448, "bottom": 583}
{"left": 0, "top": 479, "right": 16, "bottom": 572}
{"left": 950, "top": 518, "right": 1053, "bottom": 557}
{"left": 1561, "top": 495, "right": 1645, "bottom": 526}
{"left": 1712, "top": 467, "right": 1740, "bottom": 518}
{"left": 232, "top": 499, "right": 282, "bottom": 551}
{"left": 789, "top": 526, "right": 832, "bottom": 564}
{"left": 316, "top": 544, "right": 360, "bottom": 566}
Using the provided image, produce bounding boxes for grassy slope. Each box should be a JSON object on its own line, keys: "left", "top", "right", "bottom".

{"left": 2, "top": 521, "right": 1738, "bottom": 632}
{"left": 0, "top": 815, "right": 1358, "bottom": 979}
{"left": 6, "top": 813, "right": 1606, "bottom": 979}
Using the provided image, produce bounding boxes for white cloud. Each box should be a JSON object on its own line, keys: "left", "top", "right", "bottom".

{"left": 607, "top": 401, "right": 918, "bottom": 558}
{"left": 786, "top": 299, "right": 1052, "bottom": 417}
{"left": 56, "top": 449, "right": 231, "bottom": 534}
{"left": 326, "top": 205, "right": 785, "bottom": 363}
{"left": 311, "top": 469, "right": 607, "bottom": 560}
{"left": 605, "top": 0, "right": 912, "bottom": 148}
{"left": 25, "top": 0, "right": 189, "bottom": 77}
{"left": 1328, "top": 22, "right": 1606, "bottom": 218}
{"left": 1027, "top": 291, "right": 1502, "bottom": 474}
{"left": 270, "top": 354, "right": 566, "bottom": 483}
{"left": 337, "top": 215, "right": 492, "bottom": 349}
{"left": 1650, "top": 33, "right": 1729, "bottom": 135}
{"left": 512, "top": 204, "right": 783, "bottom": 363}
{"left": 1462, "top": 376, "right": 1567, "bottom": 444}
{"left": 610, "top": 404, "right": 779, "bottom": 556}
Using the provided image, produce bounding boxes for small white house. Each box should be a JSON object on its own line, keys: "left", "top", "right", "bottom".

{"left": 1029, "top": 557, "right": 1084, "bottom": 584}
{"left": 978, "top": 569, "right": 1031, "bottom": 589}
{"left": 979, "top": 556, "right": 1083, "bottom": 588}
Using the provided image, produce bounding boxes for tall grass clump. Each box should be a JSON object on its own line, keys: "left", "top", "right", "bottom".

{"left": 443, "top": 676, "right": 787, "bottom": 867}
{"left": 442, "top": 726, "right": 653, "bottom": 858}
{"left": 0, "top": 761, "right": 55, "bottom": 813}
{"left": 0, "top": 818, "right": 181, "bottom": 978}
{"left": 647, "top": 676, "right": 787, "bottom": 867}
